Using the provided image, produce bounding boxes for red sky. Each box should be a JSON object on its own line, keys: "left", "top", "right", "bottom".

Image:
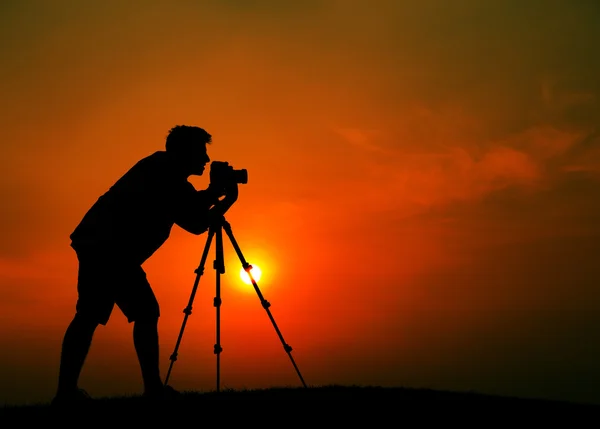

{"left": 1, "top": 1, "right": 600, "bottom": 406}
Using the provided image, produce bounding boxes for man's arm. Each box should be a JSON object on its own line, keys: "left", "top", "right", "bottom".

{"left": 174, "top": 183, "right": 238, "bottom": 234}
{"left": 196, "top": 182, "right": 239, "bottom": 232}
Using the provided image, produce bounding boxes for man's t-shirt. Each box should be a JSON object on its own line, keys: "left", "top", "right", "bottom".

{"left": 70, "top": 151, "right": 216, "bottom": 264}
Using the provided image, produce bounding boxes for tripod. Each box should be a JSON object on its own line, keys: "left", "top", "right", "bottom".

{"left": 164, "top": 215, "right": 307, "bottom": 391}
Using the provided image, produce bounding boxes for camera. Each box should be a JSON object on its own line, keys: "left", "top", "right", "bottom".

{"left": 210, "top": 161, "right": 248, "bottom": 185}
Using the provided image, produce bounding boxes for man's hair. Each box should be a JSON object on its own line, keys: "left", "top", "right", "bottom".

{"left": 165, "top": 125, "right": 212, "bottom": 154}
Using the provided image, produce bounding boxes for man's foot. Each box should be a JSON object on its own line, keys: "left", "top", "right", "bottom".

{"left": 51, "top": 388, "right": 93, "bottom": 407}
{"left": 143, "top": 384, "right": 181, "bottom": 401}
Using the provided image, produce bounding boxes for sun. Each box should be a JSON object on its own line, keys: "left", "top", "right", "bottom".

{"left": 239, "top": 264, "right": 262, "bottom": 285}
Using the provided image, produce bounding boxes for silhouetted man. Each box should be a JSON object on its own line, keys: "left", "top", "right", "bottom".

{"left": 53, "top": 125, "right": 237, "bottom": 405}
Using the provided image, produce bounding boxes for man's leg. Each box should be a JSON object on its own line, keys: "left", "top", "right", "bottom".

{"left": 56, "top": 249, "right": 112, "bottom": 400}
{"left": 118, "top": 265, "right": 176, "bottom": 397}
{"left": 133, "top": 317, "right": 163, "bottom": 394}
{"left": 56, "top": 312, "right": 99, "bottom": 395}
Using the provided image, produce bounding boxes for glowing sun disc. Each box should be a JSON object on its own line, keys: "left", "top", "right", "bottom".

{"left": 240, "top": 265, "right": 262, "bottom": 284}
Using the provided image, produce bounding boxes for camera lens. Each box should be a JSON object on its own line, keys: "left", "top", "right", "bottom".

{"left": 234, "top": 169, "right": 248, "bottom": 184}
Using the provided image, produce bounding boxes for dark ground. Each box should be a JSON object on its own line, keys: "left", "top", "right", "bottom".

{"left": 1, "top": 385, "right": 599, "bottom": 424}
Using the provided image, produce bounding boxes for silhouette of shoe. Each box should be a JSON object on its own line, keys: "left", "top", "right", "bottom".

{"left": 51, "top": 388, "right": 93, "bottom": 407}
{"left": 143, "top": 384, "right": 181, "bottom": 401}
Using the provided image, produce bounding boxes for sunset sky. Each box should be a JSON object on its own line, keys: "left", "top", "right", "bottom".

{"left": 1, "top": 1, "right": 600, "bottom": 406}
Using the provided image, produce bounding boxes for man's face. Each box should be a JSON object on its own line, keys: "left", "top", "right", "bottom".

{"left": 188, "top": 143, "right": 211, "bottom": 176}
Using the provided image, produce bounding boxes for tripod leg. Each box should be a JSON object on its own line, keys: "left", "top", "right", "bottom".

{"left": 164, "top": 228, "right": 215, "bottom": 386}
{"left": 221, "top": 218, "right": 308, "bottom": 388}
{"left": 213, "top": 224, "right": 225, "bottom": 392}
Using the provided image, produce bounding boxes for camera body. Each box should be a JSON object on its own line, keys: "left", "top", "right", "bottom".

{"left": 210, "top": 161, "right": 248, "bottom": 186}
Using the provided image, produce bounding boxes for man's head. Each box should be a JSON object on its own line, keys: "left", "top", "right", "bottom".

{"left": 165, "top": 125, "right": 211, "bottom": 176}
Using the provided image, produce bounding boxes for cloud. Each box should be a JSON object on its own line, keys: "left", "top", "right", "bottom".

{"left": 330, "top": 114, "right": 598, "bottom": 221}
{"left": 541, "top": 75, "right": 596, "bottom": 110}
{"left": 0, "top": 251, "right": 70, "bottom": 282}
{"left": 332, "top": 128, "right": 389, "bottom": 154}
{"left": 561, "top": 131, "right": 600, "bottom": 176}
{"left": 383, "top": 143, "right": 540, "bottom": 208}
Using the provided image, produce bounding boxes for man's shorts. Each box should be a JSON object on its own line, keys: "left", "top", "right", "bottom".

{"left": 74, "top": 249, "right": 160, "bottom": 325}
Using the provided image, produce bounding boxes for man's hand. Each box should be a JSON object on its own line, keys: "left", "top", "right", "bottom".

{"left": 207, "top": 181, "right": 238, "bottom": 222}
{"left": 206, "top": 183, "right": 226, "bottom": 200}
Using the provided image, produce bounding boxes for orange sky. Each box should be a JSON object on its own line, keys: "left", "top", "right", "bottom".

{"left": 1, "top": 1, "right": 600, "bottom": 406}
